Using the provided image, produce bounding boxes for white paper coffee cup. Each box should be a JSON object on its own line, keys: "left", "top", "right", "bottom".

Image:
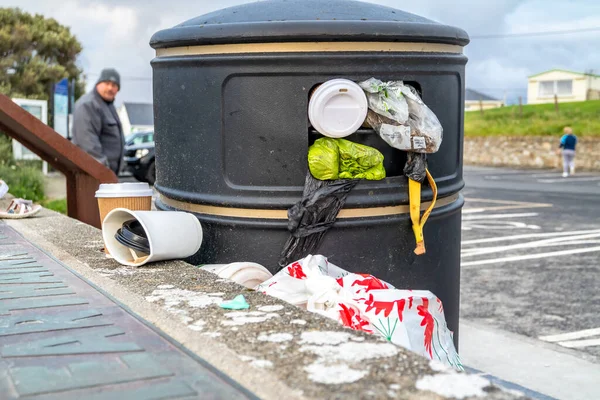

{"left": 102, "top": 208, "right": 203, "bottom": 267}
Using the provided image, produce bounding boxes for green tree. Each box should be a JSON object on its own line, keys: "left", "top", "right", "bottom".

{"left": 0, "top": 7, "right": 85, "bottom": 99}
{"left": 0, "top": 7, "right": 85, "bottom": 163}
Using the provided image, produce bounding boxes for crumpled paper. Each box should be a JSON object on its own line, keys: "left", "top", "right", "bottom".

{"left": 255, "top": 254, "right": 462, "bottom": 370}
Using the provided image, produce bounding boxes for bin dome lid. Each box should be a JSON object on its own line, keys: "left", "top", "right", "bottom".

{"left": 150, "top": 0, "right": 469, "bottom": 49}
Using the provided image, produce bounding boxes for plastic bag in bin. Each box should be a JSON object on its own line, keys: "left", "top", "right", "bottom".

{"left": 256, "top": 255, "right": 463, "bottom": 370}
{"left": 308, "top": 137, "right": 386, "bottom": 181}
{"left": 359, "top": 78, "right": 443, "bottom": 154}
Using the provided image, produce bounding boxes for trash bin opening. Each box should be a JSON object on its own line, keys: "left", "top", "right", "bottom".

{"left": 306, "top": 79, "right": 423, "bottom": 178}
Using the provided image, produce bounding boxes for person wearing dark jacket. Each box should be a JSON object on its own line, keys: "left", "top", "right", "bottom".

{"left": 72, "top": 68, "right": 124, "bottom": 174}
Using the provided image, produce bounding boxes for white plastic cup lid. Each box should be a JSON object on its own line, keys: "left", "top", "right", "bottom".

{"left": 308, "top": 79, "right": 368, "bottom": 138}
{"left": 95, "top": 182, "right": 153, "bottom": 198}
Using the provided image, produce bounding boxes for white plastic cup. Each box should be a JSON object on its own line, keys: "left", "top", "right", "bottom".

{"left": 102, "top": 208, "right": 203, "bottom": 267}
{"left": 308, "top": 79, "right": 368, "bottom": 138}
{"left": 201, "top": 262, "right": 273, "bottom": 288}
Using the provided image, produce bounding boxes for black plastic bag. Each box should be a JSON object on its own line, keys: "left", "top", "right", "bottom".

{"left": 403, "top": 152, "right": 428, "bottom": 183}
{"left": 278, "top": 172, "right": 359, "bottom": 269}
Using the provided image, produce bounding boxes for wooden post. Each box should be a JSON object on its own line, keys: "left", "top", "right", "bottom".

{"left": 554, "top": 94, "right": 559, "bottom": 114}
{"left": 479, "top": 99, "right": 484, "bottom": 116}
{"left": 518, "top": 96, "right": 523, "bottom": 117}
{"left": 0, "top": 93, "right": 118, "bottom": 228}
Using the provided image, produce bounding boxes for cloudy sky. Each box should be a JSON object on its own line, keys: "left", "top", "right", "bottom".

{"left": 3, "top": 0, "right": 599, "bottom": 105}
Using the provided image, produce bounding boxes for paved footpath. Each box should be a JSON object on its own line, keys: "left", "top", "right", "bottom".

{"left": 0, "top": 224, "right": 255, "bottom": 400}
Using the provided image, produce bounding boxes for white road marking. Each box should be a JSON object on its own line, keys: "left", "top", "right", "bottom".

{"left": 462, "top": 221, "right": 541, "bottom": 231}
{"left": 530, "top": 172, "right": 598, "bottom": 178}
{"left": 462, "top": 229, "right": 600, "bottom": 245}
{"left": 466, "top": 198, "right": 552, "bottom": 207}
{"left": 538, "top": 176, "right": 600, "bottom": 183}
{"left": 462, "top": 213, "right": 538, "bottom": 221}
{"left": 531, "top": 172, "right": 566, "bottom": 178}
{"left": 461, "top": 246, "right": 600, "bottom": 267}
{"left": 540, "top": 328, "right": 600, "bottom": 343}
{"left": 462, "top": 240, "right": 600, "bottom": 257}
{"left": 557, "top": 339, "right": 600, "bottom": 348}
{"left": 463, "top": 203, "right": 552, "bottom": 214}
{"left": 461, "top": 233, "right": 600, "bottom": 257}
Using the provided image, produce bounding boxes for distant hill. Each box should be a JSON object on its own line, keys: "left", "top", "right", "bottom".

{"left": 465, "top": 100, "right": 600, "bottom": 137}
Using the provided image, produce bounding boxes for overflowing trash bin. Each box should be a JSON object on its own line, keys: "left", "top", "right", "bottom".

{"left": 150, "top": 0, "right": 469, "bottom": 344}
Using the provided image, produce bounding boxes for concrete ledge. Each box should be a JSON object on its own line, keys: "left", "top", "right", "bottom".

{"left": 1, "top": 201, "right": 524, "bottom": 400}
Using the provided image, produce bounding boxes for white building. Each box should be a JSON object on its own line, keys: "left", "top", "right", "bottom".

{"left": 527, "top": 69, "right": 600, "bottom": 104}
{"left": 464, "top": 88, "right": 504, "bottom": 112}
{"left": 117, "top": 102, "right": 154, "bottom": 136}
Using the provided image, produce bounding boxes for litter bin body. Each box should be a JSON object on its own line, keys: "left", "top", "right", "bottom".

{"left": 151, "top": 0, "right": 468, "bottom": 343}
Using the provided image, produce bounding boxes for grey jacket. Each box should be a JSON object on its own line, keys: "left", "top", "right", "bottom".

{"left": 72, "top": 89, "right": 124, "bottom": 174}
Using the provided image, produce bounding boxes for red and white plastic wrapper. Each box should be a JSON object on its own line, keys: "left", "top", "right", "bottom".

{"left": 255, "top": 255, "right": 463, "bottom": 370}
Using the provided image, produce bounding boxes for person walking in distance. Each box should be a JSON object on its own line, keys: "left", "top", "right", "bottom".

{"left": 72, "top": 68, "right": 124, "bottom": 175}
{"left": 559, "top": 126, "right": 577, "bottom": 178}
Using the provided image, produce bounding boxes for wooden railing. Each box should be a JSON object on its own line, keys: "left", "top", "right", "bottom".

{"left": 0, "top": 93, "right": 118, "bottom": 228}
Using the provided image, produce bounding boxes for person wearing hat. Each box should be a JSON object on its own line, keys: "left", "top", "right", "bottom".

{"left": 72, "top": 68, "right": 124, "bottom": 174}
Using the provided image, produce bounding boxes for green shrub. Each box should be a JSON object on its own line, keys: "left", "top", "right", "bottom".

{"left": 41, "top": 198, "right": 67, "bottom": 214}
{"left": 0, "top": 164, "right": 45, "bottom": 202}
{"left": 0, "top": 133, "right": 12, "bottom": 165}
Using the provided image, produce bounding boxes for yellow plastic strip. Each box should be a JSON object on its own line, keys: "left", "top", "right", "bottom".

{"left": 409, "top": 169, "right": 438, "bottom": 255}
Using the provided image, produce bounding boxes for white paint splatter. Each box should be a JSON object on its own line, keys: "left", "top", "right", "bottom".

{"left": 145, "top": 285, "right": 223, "bottom": 326}
{"left": 299, "top": 331, "right": 398, "bottom": 385}
{"left": 251, "top": 359, "right": 274, "bottom": 369}
{"left": 202, "top": 332, "right": 222, "bottom": 338}
{"left": 351, "top": 336, "right": 366, "bottom": 342}
{"left": 291, "top": 319, "right": 307, "bottom": 325}
{"left": 208, "top": 292, "right": 225, "bottom": 296}
{"left": 300, "top": 331, "right": 352, "bottom": 346}
{"left": 304, "top": 364, "right": 367, "bottom": 384}
{"left": 221, "top": 311, "right": 280, "bottom": 326}
{"left": 389, "top": 384, "right": 401, "bottom": 391}
{"left": 97, "top": 267, "right": 163, "bottom": 277}
{"left": 188, "top": 320, "right": 206, "bottom": 331}
{"left": 240, "top": 355, "right": 274, "bottom": 369}
{"left": 429, "top": 360, "right": 453, "bottom": 373}
{"left": 301, "top": 342, "right": 398, "bottom": 363}
{"left": 257, "top": 333, "right": 294, "bottom": 343}
{"left": 416, "top": 374, "right": 490, "bottom": 399}
{"left": 230, "top": 327, "right": 239, "bottom": 331}
{"left": 258, "top": 305, "right": 284, "bottom": 312}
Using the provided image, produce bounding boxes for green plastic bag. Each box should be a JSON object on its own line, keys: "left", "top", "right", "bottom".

{"left": 308, "top": 138, "right": 385, "bottom": 181}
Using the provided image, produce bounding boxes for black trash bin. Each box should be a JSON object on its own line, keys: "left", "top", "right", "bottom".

{"left": 150, "top": 0, "right": 469, "bottom": 344}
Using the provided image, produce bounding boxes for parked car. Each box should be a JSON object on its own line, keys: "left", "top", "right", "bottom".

{"left": 123, "top": 130, "right": 156, "bottom": 185}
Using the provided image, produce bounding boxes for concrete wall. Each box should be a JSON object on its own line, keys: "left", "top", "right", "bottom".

{"left": 464, "top": 136, "right": 600, "bottom": 171}
{"left": 527, "top": 70, "right": 590, "bottom": 104}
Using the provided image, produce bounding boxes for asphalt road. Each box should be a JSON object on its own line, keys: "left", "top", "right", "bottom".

{"left": 461, "top": 166, "right": 600, "bottom": 361}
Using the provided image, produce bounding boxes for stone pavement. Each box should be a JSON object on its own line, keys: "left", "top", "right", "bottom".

{"left": 0, "top": 224, "right": 255, "bottom": 400}
{"left": 0, "top": 201, "right": 523, "bottom": 400}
